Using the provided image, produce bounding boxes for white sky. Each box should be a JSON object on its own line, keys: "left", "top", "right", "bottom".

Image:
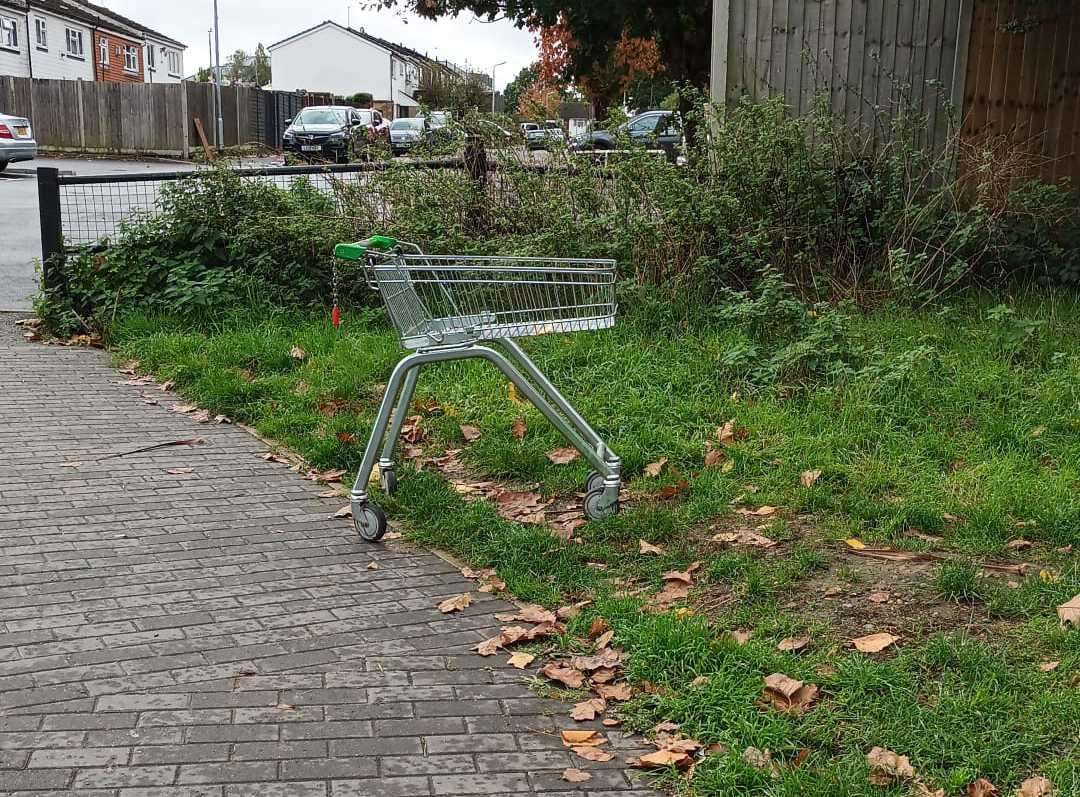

{"left": 100, "top": 0, "right": 537, "bottom": 90}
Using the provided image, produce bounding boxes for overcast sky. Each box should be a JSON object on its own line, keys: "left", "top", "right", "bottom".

{"left": 101, "top": 0, "right": 537, "bottom": 90}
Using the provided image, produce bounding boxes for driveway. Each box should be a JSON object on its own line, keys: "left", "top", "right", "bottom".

{"left": 0, "top": 156, "right": 197, "bottom": 312}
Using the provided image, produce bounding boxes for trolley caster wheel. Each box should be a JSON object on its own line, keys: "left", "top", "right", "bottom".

{"left": 585, "top": 471, "right": 605, "bottom": 495}
{"left": 380, "top": 469, "right": 398, "bottom": 496}
{"left": 353, "top": 503, "right": 388, "bottom": 542}
{"left": 584, "top": 489, "right": 619, "bottom": 521}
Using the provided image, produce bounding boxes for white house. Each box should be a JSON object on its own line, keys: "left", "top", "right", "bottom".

{"left": 269, "top": 21, "right": 422, "bottom": 118}
{"left": 142, "top": 31, "right": 184, "bottom": 82}
{"left": 26, "top": 1, "right": 96, "bottom": 81}
{"left": 0, "top": 0, "right": 30, "bottom": 78}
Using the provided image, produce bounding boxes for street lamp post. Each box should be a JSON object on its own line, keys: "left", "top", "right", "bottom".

{"left": 491, "top": 61, "right": 505, "bottom": 114}
{"left": 212, "top": 0, "right": 224, "bottom": 150}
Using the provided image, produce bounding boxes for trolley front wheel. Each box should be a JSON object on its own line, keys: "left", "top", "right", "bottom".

{"left": 380, "top": 468, "right": 398, "bottom": 496}
{"left": 353, "top": 503, "right": 388, "bottom": 542}
{"left": 585, "top": 471, "right": 605, "bottom": 495}
{"left": 584, "top": 488, "right": 619, "bottom": 521}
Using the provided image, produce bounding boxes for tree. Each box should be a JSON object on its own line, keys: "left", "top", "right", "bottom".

{"left": 225, "top": 49, "right": 249, "bottom": 85}
{"left": 194, "top": 66, "right": 213, "bottom": 83}
{"left": 519, "top": 83, "right": 561, "bottom": 120}
{"left": 366, "top": 0, "right": 711, "bottom": 127}
{"left": 252, "top": 43, "right": 271, "bottom": 88}
{"left": 503, "top": 65, "right": 538, "bottom": 115}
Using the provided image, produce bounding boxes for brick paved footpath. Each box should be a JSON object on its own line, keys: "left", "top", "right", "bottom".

{"left": 0, "top": 315, "right": 658, "bottom": 797}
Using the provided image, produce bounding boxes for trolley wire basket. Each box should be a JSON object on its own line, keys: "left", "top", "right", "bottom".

{"left": 334, "top": 235, "right": 623, "bottom": 542}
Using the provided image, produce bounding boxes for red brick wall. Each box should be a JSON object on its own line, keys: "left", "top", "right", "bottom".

{"left": 93, "top": 30, "right": 143, "bottom": 83}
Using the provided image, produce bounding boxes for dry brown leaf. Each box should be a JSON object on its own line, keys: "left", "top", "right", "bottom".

{"left": 644, "top": 458, "right": 668, "bottom": 477}
{"left": 1057, "top": 594, "right": 1080, "bottom": 628}
{"left": 800, "top": 469, "right": 823, "bottom": 487}
{"left": 511, "top": 416, "right": 527, "bottom": 440}
{"left": 602, "top": 718, "right": 621, "bottom": 727}
{"left": 704, "top": 447, "right": 726, "bottom": 468}
{"left": 662, "top": 569, "right": 696, "bottom": 585}
{"left": 659, "top": 479, "right": 690, "bottom": 500}
{"left": 852, "top": 632, "right": 900, "bottom": 653}
{"left": 761, "top": 673, "right": 818, "bottom": 715}
{"left": 475, "top": 636, "right": 503, "bottom": 657}
{"left": 541, "top": 662, "right": 586, "bottom": 689}
{"left": 165, "top": 468, "right": 194, "bottom": 475}
{"left": 595, "top": 682, "right": 631, "bottom": 702}
{"left": 1038, "top": 660, "right": 1060, "bottom": 673}
{"left": 289, "top": 346, "right": 306, "bottom": 360}
{"left": 713, "top": 529, "right": 777, "bottom": 548}
{"left": 547, "top": 447, "right": 580, "bottom": 465}
{"left": 718, "top": 420, "right": 749, "bottom": 446}
{"left": 437, "top": 593, "right": 472, "bottom": 614}
{"left": 558, "top": 600, "right": 591, "bottom": 621}
{"left": 570, "top": 697, "right": 606, "bottom": 721}
{"left": 1006, "top": 538, "right": 1033, "bottom": 551}
{"left": 633, "top": 749, "right": 691, "bottom": 769}
{"left": 460, "top": 424, "right": 482, "bottom": 442}
{"left": 594, "top": 630, "right": 614, "bottom": 650}
{"left": 587, "top": 617, "right": 610, "bottom": 638}
{"left": 331, "top": 506, "right": 352, "bottom": 519}
{"left": 865, "top": 746, "right": 915, "bottom": 785}
{"left": 742, "top": 746, "right": 774, "bottom": 771}
{"left": 731, "top": 628, "right": 752, "bottom": 645}
{"left": 478, "top": 576, "right": 507, "bottom": 593}
{"left": 639, "top": 539, "right": 665, "bottom": 555}
{"left": 560, "top": 729, "right": 600, "bottom": 746}
{"left": 648, "top": 580, "right": 690, "bottom": 612}
{"left": 966, "top": 778, "right": 1000, "bottom": 797}
{"left": 1016, "top": 776, "right": 1054, "bottom": 797}
{"left": 562, "top": 768, "right": 592, "bottom": 783}
{"left": 571, "top": 648, "right": 623, "bottom": 672}
{"left": 498, "top": 604, "right": 557, "bottom": 625}
{"left": 573, "top": 746, "right": 614, "bottom": 762}
{"left": 507, "top": 651, "right": 535, "bottom": 670}
{"left": 366, "top": 561, "right": 379, "bottom": 571}
{"left": 867, "top": 591, "right": 890, "bottom": 604}
{"left": 777, "top": 635, "right": 810, "bottom": 653}
{"left": 845, "top": 538, "right": 867, "bottom": 549}
{"left": 737, "top": 505, "right": 777, "bottom": 517}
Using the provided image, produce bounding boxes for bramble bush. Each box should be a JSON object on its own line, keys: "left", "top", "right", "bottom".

{"left": 37, "top": 94, "right": 1079, "bottom": 336}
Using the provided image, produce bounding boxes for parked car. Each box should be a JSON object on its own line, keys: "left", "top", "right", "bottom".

{"left": 525, "top": 120, "right": 566, "bottom": 151}
{"left": 426, "top": 110, "right": 451, "bottom": 129}
{"left": 0, "top": 112, "right": 37, "bottom": 172}
{"left": 282, "top": 106, "right": 383, "bottom": 163}
{"left": 389, "top": 117, "right": 431, "bottom": 156}
{"left": 574, "top": 110, "right": 681, "bottom": 160}
{"left": 475, "top": 119, "right": 515, "bottom": 147}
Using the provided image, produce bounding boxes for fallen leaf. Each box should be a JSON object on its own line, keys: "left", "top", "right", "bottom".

{"left": 437, "top": 593, "right": 472, "bottom": 614}
{"left": 867, "top": 591, "right": 890, "bottom": 604}
{"left": 737, "top": 505, "right": 777, "bottom": 517}
{"left": 570, "top": 648, "right": 622, "bottom": 672}
{"left": 659, "top": 479, "right": 690, "bottom": 500}
{"left": 662, "top": 568, "right": 697, "bottom": 585}
{"left": 639, "top": 539, "right": 665, "bottom": 555}
{"left": 570, "top": 697, "right": 606, "bottom": 721}
{"left": 165, "top": 468, "right": 194, "bottom": 475}
{"left": 761, "top": 673, "right": 818, "bottom": 715}
{"left": 507, "top": 382, "right": 524, "bottom": 405}
{"left": 852, "top": 632, "right": 900, "bottom": 654}
{"left": 1006, "top": 538, "right": 1033, "bottom": 551}
{"left": 511, "top": 417, "right": 527, "bottom": 440}
{"left": 560, "top": 729, "right": 600, "bottom": 746}
{"left": 742, "top": 746, "right": 775, "bottom": 771}
{"left": 460, "top": 424, "right": 482, "bottom": 442}
{"left": 588, "top": 617, "right": 610, "bottom": 638}
{"left": 602, "top": 718, "right": 621, "bottom": 727}
{"left": 541, "top": 662, "right": 586, "bottom": 689}
{"left": 366, "top": 561, "right": 379, "bottom": 571}
{"left": 572, "top": 746, "right": 613, "bottom": 762}
{"left": 562, "top": 768, "right": 592, "bottom": 783}
{"left": 704, "top": 447, "right": 726, "bottom": 468}
{"left": 800, "top": 469, "right": 823, "bottom": 487}
{"left": 648, "top": 580, "right": 690, "bottom": 612}
{"left": 507, "top": 652, "right": 535, "bottom": 670}
{"left": 1057, "top": 594, "right": 1080, "bottom": 628}
{"left": 644, "top": 458, "right": 668, "bottom": 477}
{"left": 170, "top": 403, "right": 198, "bottom": 414}
{"left": 713, "top": 529, "right": 777, "bottom": 548}
{"left": 845, "top": 538, "right": 867, "bottom": 550}
{"left": 866, "top": 746, "right": 915, "bottom": 785}
{"left": 595, "top": 682, "right": 631, "bottom": 701}
{"left": 594, "top": 630, "right": 614, "bottom": 650}
{"left": 632, "top": 749, "right": 691, "bottom": 769}
{"left": 331, "top": 506, "right": 352, "bottom": 519}
{"left": 777, "top": 635, "right": 810, "bottom": 653}
{"left": 718, "top": 420, "right": 749, "bottom": 446}
{"left": 1038, "top": 660, "right": 1059, "bottom": 673}
{"left": 1016, "top": 776, "right": 1054, "bottom": 797}
{"left": 289, "top": 346, "right": 306, "bottom": 360}
{"left": 966, "top": 778, "right": 1000, "bottom": 797}
{"left": 547, "top": 447, "right": 580, "bottom": 465}
{"left": 731, "top": 629, "right": 752, "bottom": 645}
{"left": 61, "top": 461, "right": 82, "bottom": 469}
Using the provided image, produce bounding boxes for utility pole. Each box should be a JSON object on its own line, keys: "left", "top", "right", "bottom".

{"left": 212, "top": 0, "right": 224, "bottom": 150}
{"left": 491, "top": 61, "right": 505, "bottom": 114}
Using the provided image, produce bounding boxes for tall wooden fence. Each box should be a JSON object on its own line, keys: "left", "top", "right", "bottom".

{"left": 0, "top": 76, "right": 332, "bottom": 158}
{"left": 711, "top": 0, "right": 1080, "bottom": 182}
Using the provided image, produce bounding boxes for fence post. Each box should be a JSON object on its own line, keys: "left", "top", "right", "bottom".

{"left": 37, "top": 167, "right": 63, "bottom": 289}
{"left": 180, "top": 83, "right": 191, "bottom": 159}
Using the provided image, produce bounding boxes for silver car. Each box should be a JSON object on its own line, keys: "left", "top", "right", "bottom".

{"left": 0, "top": 112, "right": 36, "bottom": 172}
{"left": 389, "top": 117, "right": 429, "bottom": 157}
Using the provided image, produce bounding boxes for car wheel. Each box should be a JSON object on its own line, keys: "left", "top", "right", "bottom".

{"left": 0, "top": 162, "right": 7, "bottom": 173}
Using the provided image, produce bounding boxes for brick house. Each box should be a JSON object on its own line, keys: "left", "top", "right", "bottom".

{"left": 92, "top": 23, "right": 139, "bottom": 82}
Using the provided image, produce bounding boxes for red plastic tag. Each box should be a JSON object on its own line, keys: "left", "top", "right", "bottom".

{"left": 331, "top": 305, "right": 341, "bottom": 329}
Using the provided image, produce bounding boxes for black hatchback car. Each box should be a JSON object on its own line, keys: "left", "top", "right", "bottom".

{"left": 574, "top": 110, "right": 682, "bottom": 161}
{"left": 282, "top": 106, "right": 386, "bottom": 163}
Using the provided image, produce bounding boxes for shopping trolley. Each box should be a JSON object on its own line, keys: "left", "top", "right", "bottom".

{"left": 333, "top": 235, "right": 622, "bottom": 542}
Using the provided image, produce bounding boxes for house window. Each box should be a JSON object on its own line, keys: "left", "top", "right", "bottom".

{"left": 123, "top": 44, "right": 138, "bottom": 72}
{"left": 65, "top": 28, "right": 84, "bottom": 57}
{"left": 98, "top": 36, "right": 108, "bottom": 66}
{"left": 146, "top": 43, "right": 155, "bottom": 70}
{"left": 35, "top": 18, "right": 47, "bottom": 49}
{"left": 0, "top": 16, "right": 19, "bottom": 50}
{"left": 166, "top": 49, "right": 180, "bottom": 76}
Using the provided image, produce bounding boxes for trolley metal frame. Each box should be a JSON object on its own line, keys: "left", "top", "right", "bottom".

{"left": 334, "top": 235, "right": 622, "bottom": 541}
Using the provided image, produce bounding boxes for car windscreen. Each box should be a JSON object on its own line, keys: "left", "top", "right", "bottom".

{"left": 295, "top": 110, "right": 347, "bottom": 126}
{"left": 391, "top": 119, "right": 424, "bottom": 130}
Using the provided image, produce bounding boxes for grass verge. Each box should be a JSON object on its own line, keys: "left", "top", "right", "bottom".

{"left": 113, "top": 293, "right": 1079, "bottom": 795}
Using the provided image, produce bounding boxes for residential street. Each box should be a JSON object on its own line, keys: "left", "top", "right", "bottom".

{"left": 0, "top": 157, "right": 197, "bottom": 312}
{"left": 0, "top": 314, "right": 657, "bottom": 796}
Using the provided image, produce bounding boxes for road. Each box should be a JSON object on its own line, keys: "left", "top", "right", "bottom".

{"left": 0, "top": 156, "right": 197, "bottom": 311}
